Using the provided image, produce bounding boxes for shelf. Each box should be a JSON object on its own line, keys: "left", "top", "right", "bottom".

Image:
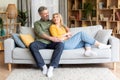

{"left": 0, "top": 12, "right": 7, "bottom": 14}
{"left": 0, "top": 35, "right": 11, "bottom": 39}
{"left": 114, "top": 34, "right": 120, "bottom": 39}
{"left": 71, "top": 9, "right": 82, "bottom": 11}
{"left": 68, "top": 0, "right": 120, "bottom": 34}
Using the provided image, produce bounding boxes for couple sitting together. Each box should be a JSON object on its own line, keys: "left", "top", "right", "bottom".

{"left": 29, "top": 6, "right": 111, "bottom": 78}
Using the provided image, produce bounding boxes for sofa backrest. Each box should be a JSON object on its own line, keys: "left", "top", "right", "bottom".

{"left": 20, "top": 25, "right": 103, "bottom": 38}
{"left": 20, "top": 27, "right": 35, "bottom": 38}
{"left": 70, "top": 25, "right": 103, "bottom": 37}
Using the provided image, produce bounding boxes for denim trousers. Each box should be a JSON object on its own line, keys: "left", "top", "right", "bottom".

{"left": 29, "top": 41, "right": 64, "bottom": 68}
{"left": 64, "top": 31, "right": 96, "bottom": 50}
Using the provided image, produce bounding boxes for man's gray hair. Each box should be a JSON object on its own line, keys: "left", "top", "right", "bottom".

{"left": 38, "top": 6, "right": 47, "bottom": 13}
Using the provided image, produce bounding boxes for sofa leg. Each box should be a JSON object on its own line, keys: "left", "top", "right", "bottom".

{"left": 8, "top": 63, "right": 12, "bottom": 71}
{"left": 113, "top": 62, "right": 116, "bottom": 71}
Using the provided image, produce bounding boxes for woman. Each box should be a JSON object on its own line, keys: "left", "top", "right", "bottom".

{"left": 49, "top": 13, "right": 111, "bottom": 57}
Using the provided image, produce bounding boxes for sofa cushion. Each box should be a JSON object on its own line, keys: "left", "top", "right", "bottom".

{"left": 94, "top": 29, "right": 112, "bottom": 44}
{"left": 12, "top": 33, "right": 26, "bottom": 48}
{"left": 12, "top": 48, "right": 111, "bottom": 60}
{"left": 20, "top": 34, "right": 34, "bottom": 47}
{"left": 12, "top": 47, "right": 34, "bottom": 60}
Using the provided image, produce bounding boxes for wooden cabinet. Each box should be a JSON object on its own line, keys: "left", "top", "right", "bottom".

{"left": 67, "top": 0, "right": 120, "bottom": 35}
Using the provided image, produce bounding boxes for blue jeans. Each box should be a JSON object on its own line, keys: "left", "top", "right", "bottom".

{"left": 63, "top": 31, "right": 95, "bottom": 50}
{"left": 29, "top": 41, "right": 64, "bottom": 68}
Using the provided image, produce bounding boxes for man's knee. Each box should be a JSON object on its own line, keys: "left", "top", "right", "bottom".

{"left": 57, "top": 42, "right": 64, "bottom": 49}
{"left": 29, "top": 41, "right": 37, "bottom": 49}
{"left": 58, "top": 42, "right": 64, "bottom": 47}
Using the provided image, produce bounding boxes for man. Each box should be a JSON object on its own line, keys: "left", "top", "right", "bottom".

{"left": 29, "top": 6, "right": 64, "bottom": 78}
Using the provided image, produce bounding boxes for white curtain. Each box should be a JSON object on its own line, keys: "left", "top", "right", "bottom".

{"left": 59, "top": 0, "right": 67, "bottom": 26}
{"left": 31, "top": 0, "right": 58, "bottom": 27}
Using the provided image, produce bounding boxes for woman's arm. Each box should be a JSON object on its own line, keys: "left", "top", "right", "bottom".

{"left": 64, "top": 26, "right": 72, "bottom": 38}
{"left": 49, "top": 25, "right": 70, "bottom": 41}
{"left": 65, "top": 26, "right": 70, "bottom": 32}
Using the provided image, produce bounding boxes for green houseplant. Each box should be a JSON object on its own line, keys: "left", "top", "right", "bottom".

{"left": 83, "top": 0, "right": 94, "bottom": 25}
{"left": 0, "top": 17, "right": 5, "bottom": 36}
{"left": 17, "top": 10, "right": 28, "bottom": 26}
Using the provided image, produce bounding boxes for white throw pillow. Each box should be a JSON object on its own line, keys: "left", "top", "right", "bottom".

{"left": 94, "top": 29, "right": 112, "bottom": 44}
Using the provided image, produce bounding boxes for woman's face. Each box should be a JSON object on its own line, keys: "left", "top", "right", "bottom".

{"left": 52, "top": 15, "right": 60, "bottom": 24}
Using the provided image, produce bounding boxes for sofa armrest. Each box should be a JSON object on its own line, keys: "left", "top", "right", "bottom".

{"left": 4, "top": 38, "right": 15, "bottom": 63}
{"left": 108, "top": 36, "right": 120, "bottom": 61}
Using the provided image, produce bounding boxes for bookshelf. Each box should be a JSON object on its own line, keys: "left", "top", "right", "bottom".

{"left": 67, "top": 0, "right": 120, "bottom": 35}
{"left": 0, "top": 12, "right": 21, "bottom": 50}
{"left": 0, "top": 12, "right": 8, "bottom": 50}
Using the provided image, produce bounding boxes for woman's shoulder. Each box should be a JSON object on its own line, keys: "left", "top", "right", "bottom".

{"left": 50, "top": 24, "right": 57, "bottom": 28}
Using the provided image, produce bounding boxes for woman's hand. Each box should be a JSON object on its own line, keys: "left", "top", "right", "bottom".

{"left": 63, "top": 32, "right": 72, "bottom": 37}
{"left": 65, "top": 32, "right": 72, "bottom": 38}
{"left": 50, "top": 37, "right": 63, "bottom": 42}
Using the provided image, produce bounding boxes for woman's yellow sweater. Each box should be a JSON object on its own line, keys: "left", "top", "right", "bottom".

{"left": 49, "top": 24, "right": 67, "bottom": 39}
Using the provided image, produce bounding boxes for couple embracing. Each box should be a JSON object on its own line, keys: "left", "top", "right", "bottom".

{"left": 29, "top": 6, "right": 111, "bottom": 78}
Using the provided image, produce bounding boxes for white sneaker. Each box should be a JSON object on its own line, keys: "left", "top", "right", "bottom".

{"left": 98, "top": 44, "right": 111, "bottom": 49}
{"left": 47, "top": 66, "right": 54, "bottom": 78}
{"left": 42, "top": 65, "right": 48, "bottom": 75}
{"left": 84, "top": 50, "right": 97, "bottom": 57}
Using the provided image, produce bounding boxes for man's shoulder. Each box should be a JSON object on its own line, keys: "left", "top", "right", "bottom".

{"left": 34, "top": 20, "right": 52, "bottom": 24}
{"left": 34, "top": 20, "right": 41, "bottom": 24}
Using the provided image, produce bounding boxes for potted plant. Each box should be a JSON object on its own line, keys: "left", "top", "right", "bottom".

{"left": 17, "top": 10, "right": 28, "bottom": 26}
{"left": 0, "top": 17, "right": 5, "bottom": 36}
{"left": 83, "top": 0, "right": 94, "bottom": 25}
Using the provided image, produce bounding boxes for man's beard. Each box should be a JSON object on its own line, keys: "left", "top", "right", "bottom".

{"left": 44, "top": 16, "right": 49, "bottom": 21}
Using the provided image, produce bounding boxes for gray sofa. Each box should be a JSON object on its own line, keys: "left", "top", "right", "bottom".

{"left": 4, "top": 25, "right": 120, "bottom": 71}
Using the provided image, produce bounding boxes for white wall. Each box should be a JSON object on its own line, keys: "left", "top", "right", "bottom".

{"left": 0, "top": 0, "right": 17, "bottom": 11}
{"left": 31, "top": 0, "right": 58, "bottom": 27}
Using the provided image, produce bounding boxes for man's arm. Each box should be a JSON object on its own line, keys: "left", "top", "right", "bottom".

{"left": 34, "top": 22, "right": 62, "bottom": 42}
{"left": 38, "top": 33, "right": 62, "bottom": 42}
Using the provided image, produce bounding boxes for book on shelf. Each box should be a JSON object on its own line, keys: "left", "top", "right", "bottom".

{"left": 76, "top": 12, "right": 81, "bottom": 20}
{"left": 115, "top": 11, "right": 120, "bottom": 21}
{"left": 72, "top": 4, "right": 75, "bottom": 10}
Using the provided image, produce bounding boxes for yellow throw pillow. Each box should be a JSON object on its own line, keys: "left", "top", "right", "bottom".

{"left": 20, "top": 34, "right": 34, "bottom": 47}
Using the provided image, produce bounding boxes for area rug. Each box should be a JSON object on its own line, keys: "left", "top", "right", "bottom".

{"left": 6, "top": 68, "right": 119, "bottom": 80}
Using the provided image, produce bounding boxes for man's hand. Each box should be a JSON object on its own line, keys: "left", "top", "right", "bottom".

{"left": 49, "top": 37, "right": 63, "bottom": 42}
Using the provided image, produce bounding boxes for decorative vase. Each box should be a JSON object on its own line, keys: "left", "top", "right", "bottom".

{"left": 6, "top": 4, "right": 18, "bottom": 19}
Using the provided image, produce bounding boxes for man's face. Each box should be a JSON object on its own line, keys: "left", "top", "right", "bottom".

{"left": 39, "top": 10, "right": 49, "bottom": 21}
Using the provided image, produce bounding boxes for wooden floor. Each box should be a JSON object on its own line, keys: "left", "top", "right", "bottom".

{"left": 0, "top": 52, "right": 120, "bottom": 80}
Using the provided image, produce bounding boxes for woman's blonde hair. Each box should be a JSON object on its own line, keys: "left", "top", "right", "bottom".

{"left": 52, "top": 13, "right": 63, "bottom": 25}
